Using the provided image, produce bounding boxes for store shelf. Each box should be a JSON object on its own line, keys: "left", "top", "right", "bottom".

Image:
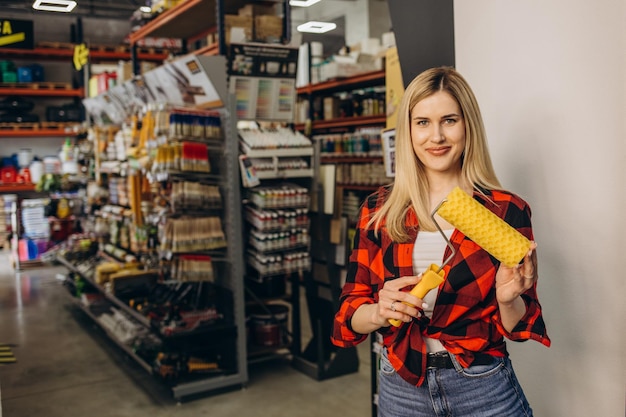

{"left": 336, "top": 183, "right": 385, "bottom": 191}
{"left": 311, "top": 115, "right": 386, "bottom": 130}
{"left": 0, "top": 85, "right": 84, "bottom": 97}
{"left": 0, "top": 46, "right": 168, "bottom": 62}
{"left": 0, "top": 128, "right": 84, "bottom": 138}
{"left": 296, "top": 70, "right": 385, "bottom": 95}
{"left": 0, "top": 184, "right": 36, "bottom": 193}
{"left": 56, "top": 255, "right": 152, "bottom": 328}
{"left": 193, "top": 44, "right": 219, "bottom": 57}
{"left": 66, "top": 293, "right": 154, "bottom": 374}
{"left": 320, "top": 155, "right": 383, "bottom": 164}
{"left": 129, "top": 0, "right": 247, "bottom": 44}
{"left": 256, "top": 168, "right": 314, "bottom": 179}
{"left": 240, "top": 146, "right": 314, "bottom": 158}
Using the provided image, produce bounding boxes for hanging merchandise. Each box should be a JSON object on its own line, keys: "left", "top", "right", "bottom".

{"left": 70, "top": 54, "right": 248, "bottom": 398}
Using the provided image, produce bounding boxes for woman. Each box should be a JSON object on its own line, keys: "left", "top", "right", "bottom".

{"left": 332, "top": 67, "right": 550, "bottom": 416}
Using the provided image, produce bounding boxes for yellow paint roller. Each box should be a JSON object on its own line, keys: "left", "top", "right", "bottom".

{"left": 388, "top": 199, "right": 455, "bottom": 327}
{"left": 437, "top": 187, "right": 531, "bottom": 268}
{"left": 388, "top": 187, "right": 531, "bottom": 327}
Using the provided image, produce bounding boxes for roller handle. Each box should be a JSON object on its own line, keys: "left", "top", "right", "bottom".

{"left": 388, "top": 264, "right": 446, "bottom": 327}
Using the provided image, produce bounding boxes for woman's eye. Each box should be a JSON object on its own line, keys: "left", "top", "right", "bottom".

{"left": 443, "top": 118, "right": 457, "bottom": 125}
{"left": 416, "top": 120, "right": 428, "bottom": 126}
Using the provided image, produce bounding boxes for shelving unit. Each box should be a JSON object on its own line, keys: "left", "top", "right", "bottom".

{"left": 0, "top": 42, "right": 165, "bottom": 141}
{"left": 58, "top": 249, "right": 242, "bottom": 393}
{"left": 128, "top": 0, "right": 290, "bottom": 60}
{"left": 295, "top": 69, "right": 390, "bottom": 223}
{"left": 240, "top": 146, "right": 314, "bottom": 179}
{"left": 0, "top": 84, "right": 85, "bottom": 138}
{"left": 294, "top": 69, "right": 385, "bottom": 131}
{"left": 239, "top": 127, "right": 313, "bottom": 365}
{"left": 61, "top": 55, "right": 249, "bottom": 400}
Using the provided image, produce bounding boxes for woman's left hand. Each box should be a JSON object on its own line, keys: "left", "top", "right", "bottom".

{"left": 495, "top": 241, "right": 538, "bottom": 305}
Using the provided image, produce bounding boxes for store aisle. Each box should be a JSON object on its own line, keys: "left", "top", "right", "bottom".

{"left": 0, "top": 250, "right": 371, "bottom": 417}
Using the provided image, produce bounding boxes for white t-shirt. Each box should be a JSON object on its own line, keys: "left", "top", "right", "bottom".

{"left": 412, "top": 229, "right": 453, "bottom": 353}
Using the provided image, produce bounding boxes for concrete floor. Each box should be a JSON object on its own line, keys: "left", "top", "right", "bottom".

{"left": 0, "top": 250, "right": 372, "bottom": 417}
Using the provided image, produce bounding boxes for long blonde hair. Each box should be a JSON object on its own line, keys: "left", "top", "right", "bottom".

{"left": 370, "top": 67, "right": 501, "bottom": 240}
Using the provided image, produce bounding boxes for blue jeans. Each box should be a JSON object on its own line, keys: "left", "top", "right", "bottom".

{"left": 378, "top": 349, "right": 533, "bottom": 417}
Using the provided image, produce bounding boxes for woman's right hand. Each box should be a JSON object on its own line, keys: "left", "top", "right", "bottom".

{"left": 375, "top": 275, "right": 426, "bottom": 327}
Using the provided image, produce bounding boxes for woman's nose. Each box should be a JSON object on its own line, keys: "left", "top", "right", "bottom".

{"left": 431, "top": 126, "right": 445, "bottom": 142}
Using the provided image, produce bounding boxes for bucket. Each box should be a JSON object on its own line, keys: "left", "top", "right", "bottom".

{"left": 248, "top": 304, "right": 289, "bottom": 347}
{"left": 18, "top": 148, "right": 32, "bottom": 168}
{"left": 29, "top": 161, "right": 43, "bottom": 184}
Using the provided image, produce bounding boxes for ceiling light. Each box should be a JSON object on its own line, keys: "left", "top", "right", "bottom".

{"left": 297, "top": 21, "right": 337, "bottom": 34}
{"left": 32, "top": 0, "right": 77, "bottom": 12}
{"left": 139, "top": 6, "right": 151, "bottom": 13}
{"left": 289, "top": 0, "right": 321, "bottom": 7}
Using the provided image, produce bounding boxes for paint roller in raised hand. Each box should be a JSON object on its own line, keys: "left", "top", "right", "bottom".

{"left": 388, "top": 186, "right": 532, "bottom": 327}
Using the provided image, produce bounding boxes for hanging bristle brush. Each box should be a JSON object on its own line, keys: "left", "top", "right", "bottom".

{"left": 388, "top": 199, "right": 456, "bottom": 327}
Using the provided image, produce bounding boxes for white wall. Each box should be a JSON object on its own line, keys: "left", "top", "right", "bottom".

{"left": 454, "top": 1, "right": 626, "bottom": 416}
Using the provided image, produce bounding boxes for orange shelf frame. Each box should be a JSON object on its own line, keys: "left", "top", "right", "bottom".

{"left": 296, "top": 70, "right": 385, "bottom": 95}
{"left": 0, "top": 129, "right": 83, "bottom": 138}
{"left": 0, "top": 86, "right": 84, "bottom": 97}
{"left": 312, "top": 115, "right": 386, "bottom": 130}
{"left": 0, "top": 184, "right": 36, "bottom": 193}
{"left": 0, "top": 46, "right": 168, "bottom": 63}
{"left": 129, "top": 0, "right": 215, "bottom": 44}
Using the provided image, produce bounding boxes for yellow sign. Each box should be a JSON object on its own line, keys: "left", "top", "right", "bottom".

{"left": 0, "top": 19, "right": 31, "bottom": 48}
{"left": 0, "top": 32, "right": 25, "bottom": 47}
{"left": 385, "top": 47, "right": 404, "bottom": 130}
{"left": 73, "top": 43, "right": 89, "bottom": 71}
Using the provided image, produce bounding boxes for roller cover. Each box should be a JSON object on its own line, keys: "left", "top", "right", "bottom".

{"left": 437, "top": 187, "right": 531, "bottom": 267}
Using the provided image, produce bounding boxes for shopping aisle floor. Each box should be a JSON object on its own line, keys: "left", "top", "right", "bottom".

{"left": 0, "top": 250, "right": 372, "bottom": 417}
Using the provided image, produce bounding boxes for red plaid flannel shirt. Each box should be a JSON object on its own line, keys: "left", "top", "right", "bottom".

{"left": 332, "top": 186, "right": 551, "bottom": 386}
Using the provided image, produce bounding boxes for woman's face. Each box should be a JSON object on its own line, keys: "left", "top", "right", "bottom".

{"left": 410, "top": 91, "right": 466, "bottom": 177}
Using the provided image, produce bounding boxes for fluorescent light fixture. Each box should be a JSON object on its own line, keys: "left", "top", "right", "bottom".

{"left": 140, "top": 6, "right": 151, "bottom": 13}
{"left": 297, "top": 21, "right": 337, "bottom": 34}
{"left": 289, "top": 0, "right": 321, "bottom": 6}
{"left": 32, "top": 0, "right": 77, "bottom": 12}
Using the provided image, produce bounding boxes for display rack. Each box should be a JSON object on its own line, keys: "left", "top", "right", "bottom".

{"left": 239, "top": 126, "right": 313, "bottom": 365}
{"left": 291, "top": 212, "right": 360, "bottom": 380}
{"left": 296, "top": 70, "right": 389, "bottom": 222}
{"left": 62, "top": 55, "right": 248, "bottom": 400}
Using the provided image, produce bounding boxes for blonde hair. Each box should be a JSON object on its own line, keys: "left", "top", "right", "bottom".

{"left": 370, "top": 66, "right": 501, "bottom": 240}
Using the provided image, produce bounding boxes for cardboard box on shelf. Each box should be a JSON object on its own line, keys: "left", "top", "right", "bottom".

{"left": 225, "top": 14, "right": 253, "bottom": 45}
{"left": 239, "top": 4, "right": 276, "bottom": 17}
{"left": 319, "top": 61, "right": 381, "bottom": 82}
{"left": 117, "top": 61, "right": 158, "bottom": 83}
{"left": 254, "top": 15, "right": 283, "bottom": 43}
{"left": 316, "top": 51, "right": 382, "bottom": 82}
